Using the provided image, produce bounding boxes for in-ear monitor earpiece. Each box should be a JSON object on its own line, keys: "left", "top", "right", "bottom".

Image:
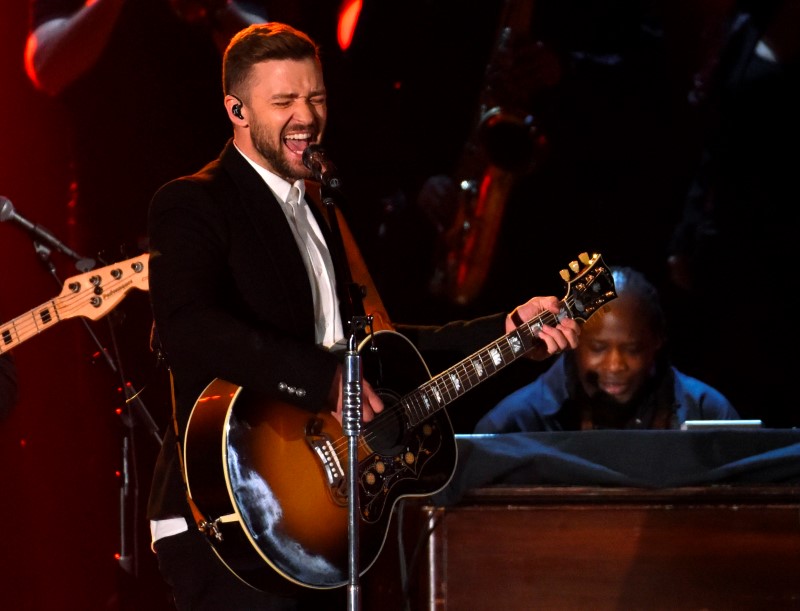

{"left": 230, "top": 94, "right": 244, "bottom": 119}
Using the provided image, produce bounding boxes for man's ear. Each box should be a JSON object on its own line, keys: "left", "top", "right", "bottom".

{"left": 226, "top": 94, "right": 245, "bottom": 121}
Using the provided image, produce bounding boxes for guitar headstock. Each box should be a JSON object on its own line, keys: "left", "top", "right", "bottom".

{"left": 57, "top": 253, "right": 149, "bottom": 320}
{"left": 560, "top": 252, "right": 617, "bottom": 322}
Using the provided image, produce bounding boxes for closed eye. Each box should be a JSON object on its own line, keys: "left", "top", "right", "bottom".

{"left": 271, "top": 94, "right": 327, "bottom": 109}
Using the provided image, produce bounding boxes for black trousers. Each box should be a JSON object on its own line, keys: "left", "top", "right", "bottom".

{"left": 154, "top": 529, "right": 347, "bottom": 610}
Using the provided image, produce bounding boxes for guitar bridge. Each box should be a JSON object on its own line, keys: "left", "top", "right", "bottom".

{"left": 307, "top": 432, "right": 345, "bottom": 489}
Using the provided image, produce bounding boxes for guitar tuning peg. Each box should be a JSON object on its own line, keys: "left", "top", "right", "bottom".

{"left": 578, "top": 252, "right": 591, "bottom": 265}
{"left": 569, "top": 260, "right": 580, "bottom": 273}
{"left": 559, "top": 268, "right": 571, "bottom": 282}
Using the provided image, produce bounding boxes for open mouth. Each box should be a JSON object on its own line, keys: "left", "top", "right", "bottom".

{"left": 598, "top": 381, "right": 629, "bottom": 398}
{"left": 284, "top": 132, "right": 314, "bottom": 156}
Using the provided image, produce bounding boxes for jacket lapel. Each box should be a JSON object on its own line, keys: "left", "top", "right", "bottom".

{"left": 219, "top": 141, "right": 316, "bottom": 329}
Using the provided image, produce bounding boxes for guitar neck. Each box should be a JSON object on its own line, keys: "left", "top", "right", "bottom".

{"left": 402, "top": 304, "right": 568, "bottom": 427}
{"left": 0, "top": 299, "right": 61, "bottom": 353}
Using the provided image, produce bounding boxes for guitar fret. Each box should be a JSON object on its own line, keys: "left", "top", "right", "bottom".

{"left": 0, "top": 303, "right": 59, "bottom": 353}
{"left": 487, "top": 343, "right": 503, "bottom": 370}
{"left": 459, "top": 359, "right": 480, "bottom": 392}
{"left": 452, "top": 366, "right": 467, "bottom": 393}
{"left": 39, "top": 307, "right": 53, "bottom": 325}
{"left": 409, "top": 382, "right": 442, "bottom": 425}
{"left": 418, "top": 388, "right": 434, "bottom": 416}
{"left": 448, "top": 370, "right": 463, "bottom": 395}
{"left": 415, "top": 386, "right": 432, "bottom": 415}
{"left": 481, "top": 350, "right": 495, "bottom": 374}
{"left": 470, "top": 355, "right": 486, "bottom": 379}
{"left": 411, "top": 386, "right": 435, "bottom": 425}
{"left": 432, "top": 377, "right": 449, "bottom": 404}
{"left": 496, "top": 340, "right": 512, "bottom": 369}
{"left": 32, "top": 306, "right": 58, "bottom": 336}
{"left": 402, "top": 395, "right": 422, "bottom": 425}
{"left": 423, "top": 387, "right": 438, "bottom": 411}
{"left": 507, "top": 332, "right": 525, "bottom": 356}
{"left": 445, "top": 369, "right": 458, "bottom": 392}
{"left": 1, "top": 318, "right": 21, "bottom": 349}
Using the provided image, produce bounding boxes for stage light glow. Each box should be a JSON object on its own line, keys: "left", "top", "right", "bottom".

{"left": 337, "top": 0, "right": 362, "bottom": 51}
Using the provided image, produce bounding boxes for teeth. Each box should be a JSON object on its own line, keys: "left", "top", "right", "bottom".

{"left": 285, "top": 134, "right": 311, "bottom": 141}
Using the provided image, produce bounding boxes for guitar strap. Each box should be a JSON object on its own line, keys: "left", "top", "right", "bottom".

{"left": 305, "top": 182, "right": 394, "bottom": 333}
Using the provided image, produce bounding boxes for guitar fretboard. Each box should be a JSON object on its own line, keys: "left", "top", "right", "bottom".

{"left": 0, "top": 301, "right": 61, "bottom": 353}
{"left": 402, "top": 306, "right": 569, "bottom": 427}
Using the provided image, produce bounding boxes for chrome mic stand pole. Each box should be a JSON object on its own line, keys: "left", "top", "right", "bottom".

{"left": 307, "top": 155, "right": 369, "bottom": 609}
{"left": 343, "top": 317, "right": 369, "bottom": 611}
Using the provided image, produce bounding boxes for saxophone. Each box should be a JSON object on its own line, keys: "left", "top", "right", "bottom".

{"left": 428, "top": 0, "right": 548, "bottom": 306}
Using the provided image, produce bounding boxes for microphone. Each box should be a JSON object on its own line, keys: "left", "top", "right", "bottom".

{"left": 302, "top": 144, "right": 342, "bottom": 189}
{"left": 1, "top": 195, "right": 95, "bottom": 271}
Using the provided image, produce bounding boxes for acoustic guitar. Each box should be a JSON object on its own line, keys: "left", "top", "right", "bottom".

{"left": 183, "top": 252, "right": 616, "bottom": 591}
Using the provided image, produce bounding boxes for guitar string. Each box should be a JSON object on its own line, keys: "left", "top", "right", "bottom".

{"left": 0, "top": 258, "right": 148, "bottom": 350}
{"left": 326, "top": 294, "right": 580, "bottom": 458}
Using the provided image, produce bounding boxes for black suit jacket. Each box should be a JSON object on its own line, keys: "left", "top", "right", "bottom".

{"left": 146, "top": 139, "right": 506, "bottom": 521}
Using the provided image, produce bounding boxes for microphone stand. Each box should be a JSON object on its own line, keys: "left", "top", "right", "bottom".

{"left": 106, "top": 301, "right": 163, "bottom": 582}
{"left": 316, "top": 181, "right": 369, "bottom": 611}
{"left": 342, "top": 317, "right": 369, "bottom": 611}
{"left": 32, "top": 239, "right": 162, "bottom": 586}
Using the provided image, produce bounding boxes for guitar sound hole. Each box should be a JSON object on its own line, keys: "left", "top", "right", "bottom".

{"left": 366, "top": 390, "right": 406, "bottom": 454}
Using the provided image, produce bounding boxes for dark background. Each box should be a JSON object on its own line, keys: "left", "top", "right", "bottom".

{"left": 0, "top": 1, "right": 793, "bottom": 609}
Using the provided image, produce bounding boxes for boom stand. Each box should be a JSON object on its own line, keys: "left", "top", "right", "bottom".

{"left": 34, "top": 241, "right": 162, "bottom": 582}
{"left": 343, "top": 316, "right": 370, "bottom": 611}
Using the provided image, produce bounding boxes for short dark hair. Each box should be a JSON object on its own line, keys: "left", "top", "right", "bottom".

{"left": 222, "top": 22, "right": 321, "bottom": 99}
{"left": 610, "top": 266, "right": 666, "bottom": 339}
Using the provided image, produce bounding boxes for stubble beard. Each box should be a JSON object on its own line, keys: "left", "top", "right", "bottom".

{"left": 251, "top": 119, "right": 313, "bottom": 182}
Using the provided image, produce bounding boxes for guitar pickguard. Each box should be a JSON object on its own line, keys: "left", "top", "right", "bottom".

{"left": 355, "top": 331, "right": 458, "bottom": 523}
{"left": 358, "top": 412, "right": 445, "bottom": 523}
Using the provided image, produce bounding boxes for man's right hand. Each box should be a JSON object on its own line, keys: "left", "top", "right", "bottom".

{"left": 329, "top": 366, "right": 385, "bottom": 426}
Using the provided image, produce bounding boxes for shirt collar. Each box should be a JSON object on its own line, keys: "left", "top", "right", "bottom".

{"left": 233, "top": 142, "right": 306, "bottom": 204}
